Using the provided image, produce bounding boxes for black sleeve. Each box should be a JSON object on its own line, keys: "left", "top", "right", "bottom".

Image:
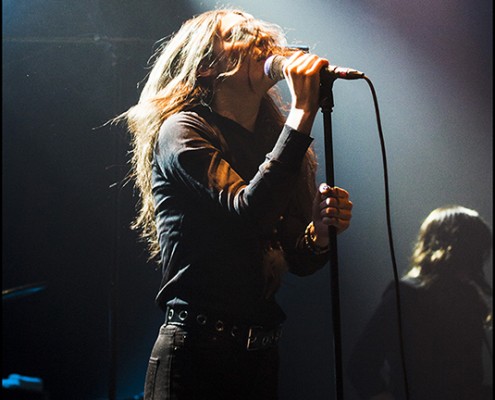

{"left": 155, "top": 112, "right": 313, "bottom": 229}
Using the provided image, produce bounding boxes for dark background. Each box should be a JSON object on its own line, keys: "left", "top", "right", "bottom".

{"left": 3, "top": 1, "right": 492, "bottom": 399}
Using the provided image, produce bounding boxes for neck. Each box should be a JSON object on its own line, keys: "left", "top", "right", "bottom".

{"left": 212, "top": 85, "right": 263, "bottom": 133}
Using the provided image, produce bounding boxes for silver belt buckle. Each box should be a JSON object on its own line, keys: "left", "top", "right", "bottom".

{"left": 246, "top": 325, "right": 282, "bottom": 351}
{"left": 246, "top": 326, "right": 263, "bottom": 351}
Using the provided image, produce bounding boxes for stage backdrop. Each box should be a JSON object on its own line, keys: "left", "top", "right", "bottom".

{"left": 3, "top": 1, "right": 492, "bottom": 399}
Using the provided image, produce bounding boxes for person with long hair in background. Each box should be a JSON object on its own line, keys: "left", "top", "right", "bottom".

{"left": 347, "top": 205, "right": 492, "bottom": 400}
{"left": 115, "top": 8, "right": 353, "bottom": 400}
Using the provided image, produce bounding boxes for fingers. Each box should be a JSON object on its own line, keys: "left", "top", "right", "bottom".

{"left": 317, "top": 183, "right": 353, "bottom": 233}
{"left": 285, "top": 51, "right": 329, "bottom": 78}
{"left": 284, "top": 52, "right": 330, "bottom": 133}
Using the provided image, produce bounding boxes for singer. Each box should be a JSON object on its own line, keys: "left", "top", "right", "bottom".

{"left": 114, "top": 8, "right": 352, "bottom": 400}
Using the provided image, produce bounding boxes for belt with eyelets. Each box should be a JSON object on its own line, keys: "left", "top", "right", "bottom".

{"left": 164, "top": 306, "right": 282, "bottom": 351}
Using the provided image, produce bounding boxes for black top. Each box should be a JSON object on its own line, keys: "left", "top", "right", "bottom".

{"left": 151, "top": 106, "right": 329, "bottom": 326}
{"left": 347, "top": 276, "right": 490, "bottom": 400}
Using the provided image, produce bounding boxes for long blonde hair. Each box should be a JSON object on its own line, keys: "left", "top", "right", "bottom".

{"left": 114, "top": 9, "right": 317, "bottom": 261}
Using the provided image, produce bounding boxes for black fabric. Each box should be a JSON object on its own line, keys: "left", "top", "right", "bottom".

{"left": 144, "top": 324, "right": 279, "bottom": 400}
{"left": 347, "top": 277, "right": 490, "bottom": 400}
{"left": 151, "top": 106, "right": 328, "bottom": 326}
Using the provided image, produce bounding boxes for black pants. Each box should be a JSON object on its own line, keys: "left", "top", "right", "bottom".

{"left": 144, "top": 324, "right": 279, "bottom": 400}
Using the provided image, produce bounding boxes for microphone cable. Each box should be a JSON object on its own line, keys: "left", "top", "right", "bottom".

{"left": 361, "top": 75, "right": 411, "bottom": 400}
{"left": 268, "top": 46, "right": 411, "bottom": 399}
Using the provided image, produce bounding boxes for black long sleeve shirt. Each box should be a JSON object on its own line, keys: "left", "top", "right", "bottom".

{"left": 151, "top": 106, "right": 329, "bottom": 326}
{"left": 347, "top": 277, "right": 489, "bottom": 400}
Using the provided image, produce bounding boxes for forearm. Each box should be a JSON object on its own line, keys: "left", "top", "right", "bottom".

{"left": 285, "top": 108, "right": 318, "bottom": 136}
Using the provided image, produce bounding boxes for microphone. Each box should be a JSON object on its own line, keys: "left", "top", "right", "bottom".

{"left": 264, "top": 54, "right": 365, "bottom": 82}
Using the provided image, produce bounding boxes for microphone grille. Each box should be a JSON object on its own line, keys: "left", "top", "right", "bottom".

{"left": 264, "top": 55, "right": 286, "bottom": 82}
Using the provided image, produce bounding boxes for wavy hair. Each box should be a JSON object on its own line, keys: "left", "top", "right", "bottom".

{"left": 114, "top": 9, "right": 317, "bottom": 261}
{"left": 405, "top": 205, "right": 492, "bottom": 297}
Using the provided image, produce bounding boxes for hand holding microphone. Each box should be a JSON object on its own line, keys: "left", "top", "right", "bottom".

{"left": 279, "top": 51, "right": 332, "bottom": 134}
{"left": 265, "top": 50, "right": 365, "bottom": 134}
{"left": 264, "top": 53, "right": 365, "bottom": 82}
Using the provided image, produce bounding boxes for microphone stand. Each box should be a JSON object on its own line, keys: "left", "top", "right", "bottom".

{"left": 319, "top": 73, "right": 344, "bottom": 400}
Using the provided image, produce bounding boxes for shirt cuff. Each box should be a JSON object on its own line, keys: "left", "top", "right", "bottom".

{"left": 268, "top": 125, "right": 313, "bottom": 169}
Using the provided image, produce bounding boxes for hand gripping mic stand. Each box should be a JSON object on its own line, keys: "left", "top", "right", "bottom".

{"left": 319, "top": 72, "right": 345, "bottom": 400}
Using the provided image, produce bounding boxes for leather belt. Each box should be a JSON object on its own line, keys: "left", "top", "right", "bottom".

{"left": 165, "top": 306, "right": 282, "bottom": 351}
